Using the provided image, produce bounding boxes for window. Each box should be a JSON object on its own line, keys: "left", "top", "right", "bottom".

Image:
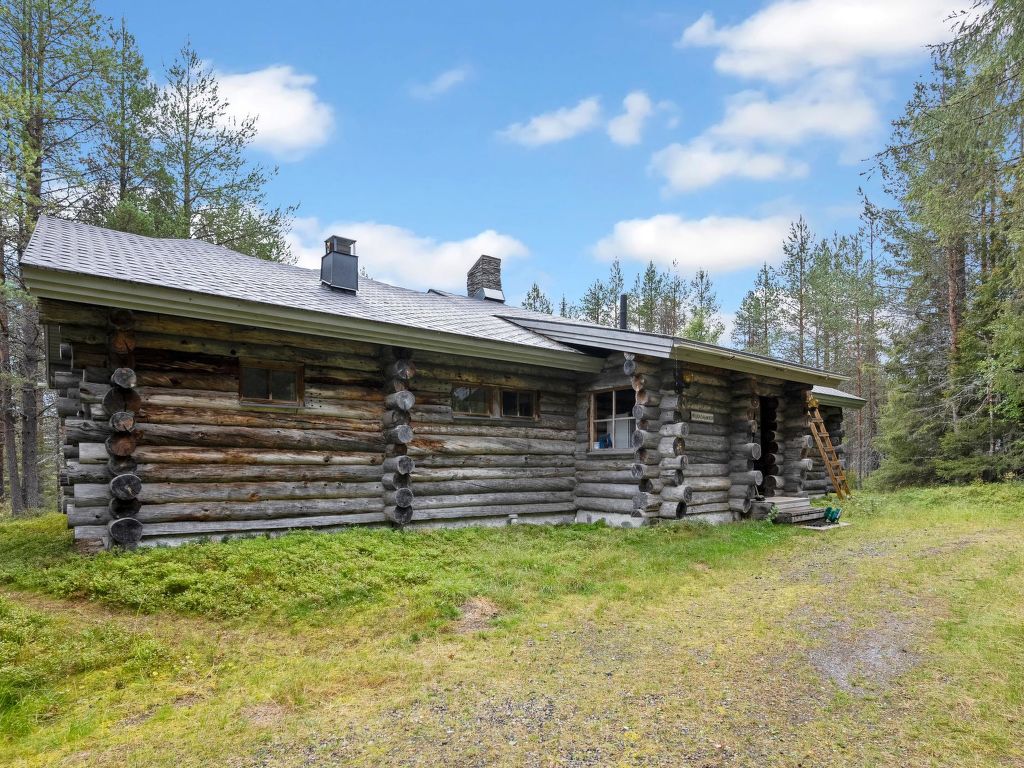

{"left": 452, "top": 385, "right": 493, "bottom": 416}
{"left": 501, "top": 389, "right": 536, "bottom": 419}
{"left": 239, "top": 361, "right": 303, "bottom": 405}
{"left": 451, "top": 385, "right": 538, "bottom": 419}
{"left": 591, "top": 388, "right": 636, "bottom": 450}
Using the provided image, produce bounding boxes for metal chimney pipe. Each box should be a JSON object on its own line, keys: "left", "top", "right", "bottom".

{"left": 619, "top": 293, "right": 628, "bottom": 330}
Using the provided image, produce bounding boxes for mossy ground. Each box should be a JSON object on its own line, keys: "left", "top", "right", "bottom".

{"left": 0, "top": 485, "right": 1021, "bottom": 766}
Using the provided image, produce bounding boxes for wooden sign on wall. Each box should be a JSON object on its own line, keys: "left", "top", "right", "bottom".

{"left": 690, "top": 410, "right": 715, "bottom": 424}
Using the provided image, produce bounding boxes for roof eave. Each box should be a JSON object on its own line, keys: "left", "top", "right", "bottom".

{"left": 23, "top": 266, "right": 604, "bottom": 373}
{"left": 812, "top": 391, "right": 867, "bottom": 410}
{"left": 668, "top": 343, "right": 845, "bottom": 387}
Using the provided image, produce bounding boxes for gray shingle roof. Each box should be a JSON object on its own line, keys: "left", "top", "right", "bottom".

{"left": 20, "top": 216, "right": 864, "bottom": 401}
{"left": 22, "top": 216, "right": 575, "bottom": 354}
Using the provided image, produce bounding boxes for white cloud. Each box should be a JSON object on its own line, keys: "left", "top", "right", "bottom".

{"left": 288, "top": 217, "right": 528, "bottom": 291}
{"left": 679, "top": 1, "right": 959, "bottom": 81}
{"left": 217, "top": 65, "right": 334, "bottom": 160}
{"left": 711, "top": 70, "right": 878, "bottom": 145}
{"left": 593, "top": 214, "right": 790, "bottom": 274}
{"left": 410, "top": 67, "right": 471, "bottom": 100}
{"left": 499, "top": 97, "right": 602, "bottom": 147}
{"left": 607, "top": 91, "right": 654, "bottom": 146}
{"left": 650, "top": 138, "right": 807, "bottom": 193}
{"left": 593, "top": 214, "right": 791, "bottom": 271}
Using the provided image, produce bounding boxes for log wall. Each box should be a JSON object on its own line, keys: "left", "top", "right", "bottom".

{"left": 403, "top": 349, "right": 577, "bottom": 528}
{"left": 43, "top": 298, "right": 848, "bottom": 548}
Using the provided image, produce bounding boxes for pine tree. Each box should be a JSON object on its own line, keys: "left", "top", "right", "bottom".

{"left": 522, "top": 283, "right": 553, "bottom": 313}
{"left": 778, "top": 217, "right": 814, "bottom": 364}
{"left": 629, "top": 261, "right": 663, "bottom": 332}
{"left": 155, "top": 42, "right": 294, "bottom": 261}
{"left": 682, "top": 270, "right": 724, "bottom": 343}
{"left": 83, "top": 18, "right": 162, "bottom": 231}
{"left": 0, "top": 0, "right": 108, "bottom": 512}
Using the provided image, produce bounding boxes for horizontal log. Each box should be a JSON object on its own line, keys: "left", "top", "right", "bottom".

{"left": 575, "top": 483, "right": 638, "bottom": 500}
{"left": 407, "top": 436, "right": 573, "bottom": 456}
{"left": 634, "top": 389, "right": 661, "bottom": 407}
{"left": 630, "top": 462, "right": 660, "bottom": 480}
{"left": 386, "top": 426, "right": 415, "bottom": 446}
{"left": 689, "top": 489, "right": 730, "bottom": 505}
{"left": 681, "top": 463, "right": 730, "bottom": 478}
{"left": 394, "top": 491, "right": 573, "bottom": 511}
{"left": 134, "top": 463, "right": 384, "bottom": 484}
{"left": 65, "top": 419, "right": 112, "bottom": 445}
{"left": 132, "top": 423, "right": 386, "bottom": 453}
{"left": 658, "top": 501, "right": 686, "bottom": 519}
{"left": 658, "top": 422, "right": 689, "bottom": 438}
{"left": 631, "top": 430, "right": 660, "bottom": 451}
{"left": 658, "top": 437, "right": 685, "bottom": 456}
{"left": 681, "top": 501, "right": 731, "bottom": 515}
{"left": 730, "top": 471, "right": 764, "bottom": 486}
{"left": 683, "top": 476, "right": 732, "bottom": 492}
{"left": 385, "top": 390, "right": 416, "bottom": 411}
{"left": 660, "top": 485, "right": 693, "bottom": 503}
{"left": 383, "top": 455, "right": 415, "bottom": 475}
{"left": 416, "top": 454, "right": 575, "bottom": 469}
{"left": 577, "top": 470, "right": 635, "bottom": 484}
{"left": 729, "top": 497, "right": 752, "bottom": 514}
{"left": 631, "top": 404, "right": 661, "bottom": 421}
{"left": 135, "top": 497, "right": 385, "bottom": 524}
{"left": 681, "top": 435, "right": 729, "bottom": 452}
{"left": 384, "top": 487, "right": 415, "bottom": 507}
{"left": 413, "top": 477, "right": 574, "bottom": 496}
{"left": 632, "top": 491, "right": 660, "bottom": 512}
{"left": 384, "top": 505, "right": 413, "bottom": 525}
{"left": 135, "top": 480, "right": 384, "bottom": 505}
{"left": 137, "top": 512, "right": 389, "bottom": 538}
{"left": 729, "top": 483, "right": 756, "bottom": 499}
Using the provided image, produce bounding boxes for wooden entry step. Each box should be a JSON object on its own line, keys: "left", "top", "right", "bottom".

{"left": 763, "top": 495, "right": 824, "bottom": 525}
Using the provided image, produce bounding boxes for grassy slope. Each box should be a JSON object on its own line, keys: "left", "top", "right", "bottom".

{"left": 0, "top": 485, "right": 1021, "bottom": 766}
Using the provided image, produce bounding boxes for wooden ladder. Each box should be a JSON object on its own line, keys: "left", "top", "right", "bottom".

{"left": 806, "top": 396, "right": 851, "bottom": 500}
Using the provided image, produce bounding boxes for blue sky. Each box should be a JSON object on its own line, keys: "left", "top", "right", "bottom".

{"left": 97, "top": 0, "right": 959, "bottom": 333}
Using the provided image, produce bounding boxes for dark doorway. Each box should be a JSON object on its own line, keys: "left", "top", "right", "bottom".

{"left": 756, "top": 396, "right": 779, "bottom": 496}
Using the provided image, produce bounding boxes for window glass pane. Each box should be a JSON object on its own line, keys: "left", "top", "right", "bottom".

{"left": 594, "top": 391, "right": 614, "bottom": 420}
{"left": 501, "top": 390, "right": 536, "bottom": 418}
{"left": 501, "top": 390, "right": 518, "bottom": 417}
{"left": 517, "top": 392, "right": 535, "bottom": 418}
{"left": 241, "top": 367, "right": 269, "bottom": 400}
{"left": 615, "top": 388, "right": 636, "bottom": 414}
{"left": 452, "top": 386, "right": 492, "bottom": 415}
{"left": 270, "top": 369, "right": 297, "bottom": 402}
{"left": 613, "top": 418, "right": 633, "bottom": 450}
{"left": 593, "top": 420, "right": 613, "bottom": 450}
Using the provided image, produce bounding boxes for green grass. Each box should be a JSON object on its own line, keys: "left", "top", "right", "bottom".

{"left": 0, "top": 514, "right": 793, "bottom": 626}
{"left": 0, "top": 485, "right": 1021, "bottom": 767}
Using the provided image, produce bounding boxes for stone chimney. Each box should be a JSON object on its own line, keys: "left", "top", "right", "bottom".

{"left": 467, "top": 254, "right": 504, "bottom": 302}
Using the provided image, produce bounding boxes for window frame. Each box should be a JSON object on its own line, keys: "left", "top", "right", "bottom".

{"left": 451, "top": 384, "right": 496, "bottom": 417}
{"left": 589, "top": 387, "right": 636, "bottom": 452}
{"left": 450, "top": 384, "right": 540, "bottom": 420}
{"left": 238, "top": 359, "right": 304, "bottom": 406}
{"left": 499, "top": 388, "right": 538, "bottom": 420}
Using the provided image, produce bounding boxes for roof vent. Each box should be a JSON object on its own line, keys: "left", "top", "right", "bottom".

{"left": 321, "top": 235, "right": 358, "bottom": 292}
{"left": 467, "top": 254, "right": 504, "bottom": 303}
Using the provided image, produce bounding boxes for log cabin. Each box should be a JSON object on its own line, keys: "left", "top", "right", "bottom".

{"left": 22, "top": 216, "right": 865, "bottom": 551}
